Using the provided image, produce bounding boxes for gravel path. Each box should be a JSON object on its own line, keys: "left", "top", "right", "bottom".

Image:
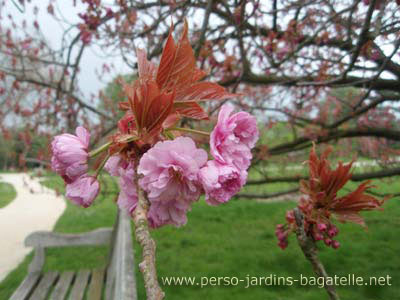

{"left": 0, "top": 173, "right": 66, "bottom": 282}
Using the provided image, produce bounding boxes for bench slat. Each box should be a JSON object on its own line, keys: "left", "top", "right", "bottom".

{"left": 68, "top": 270, "right": 90, "bottom": 300}
{"left": 49, "top": 271, "right": 75, "bottom": 300}
{"left": 10, "top": 272, "right": 41, "bottom": 300}
{"left": 87, "top": 268, "right": 105, "bottom": 300}
{"left": 29, "top": 271, "right": 59, "bottom": 300}
{"left": 105, "top": 264, "right": 115, "bottom": 300}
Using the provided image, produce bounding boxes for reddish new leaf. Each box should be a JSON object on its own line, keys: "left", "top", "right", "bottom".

{"left": 155, "top": 20, "right": 235, "bottom": 110}
{"left": 137, "top": 48, "right": 157, "bottom": 80}
{"left": 146, "top": 90, "right": 175, "bottom": 134}
{"left": 300, "top": 145, "right": 387, "bottom": 227}
{"left": 331, "top": 181, "right": 385, "bottom": 226}
{"left": 133, "top": 80, "right": 161, "bottom": 131}
{"left": 278, "top": 145, "right": 388, "bottom": 250}
{"left": 156, "top": 21, "right": 196, "bottom": 93}
{"left": 175, "top": 82, "right": 236, "bottom": 102}
{"left": 173, "top": 101, "right": 209, "bottom": 120}
{"left": 116, "top": 21, "right": 236, "bottom": 148}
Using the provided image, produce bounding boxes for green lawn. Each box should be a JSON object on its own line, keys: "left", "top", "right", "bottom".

{"left": 0, "top": 173, "right": 398, "bottom": 300}
{"left": 0, "top": 181, "right": 17, "bottom": 208}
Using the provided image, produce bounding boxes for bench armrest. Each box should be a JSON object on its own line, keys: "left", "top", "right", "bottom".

{"left": 113, "top": 210, "right": 137, "bottom": 299}
{"left": 105, "top": 209, "right": 137, "bottom": 300}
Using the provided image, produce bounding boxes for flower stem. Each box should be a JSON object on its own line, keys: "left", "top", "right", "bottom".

{"left": 166, "top": 127, "right": 210, "bottom": 136}
{"left": 162, "top": 131, "right": 175, "bottom": 140}
{"left": 89, "top": 142, "right": 112, "bottom": 158}
{"left": 94, "top": 154, "right": 110, "bottom": 178}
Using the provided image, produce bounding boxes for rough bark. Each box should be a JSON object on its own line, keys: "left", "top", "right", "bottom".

{"left": 293, "top": 208, "right": 340, "bottom": 300}
{"left": 133, "top": 172, "right": 164, "bottom": 300}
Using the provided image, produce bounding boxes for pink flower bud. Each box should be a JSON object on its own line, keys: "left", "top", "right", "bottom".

{"left": 327, "top": 225, "right": 339, "bottom": 237}
{"left": 51, "top": 126, "right": 90, "bottom": 183}
{"left": 324, "top": 238, "right": 332, "bottom": 246}
{"left": 106, "top": 8, "right": 113, "bottom": 17}
{"left": 313, "top": 232, "right": 324, "bottom": 241}
{"left": 370, "top": 50, "right": 380, "bottom": 61}
{"left": 286, "top": 210, "right": 295, "bottom": 223}
{"left": 276, "top": 231, "right": 286, "bottom": 241}
{"left": 332, "top": 240, "right": 340, "bottom": 249}
{"left": 278, "top": 240, "right": 288, "bottom": 250}
{"left": 66, "top": 175, "right": 100, "bottom": 208}
{"left": 317, "top": 223, "right": 327, "bottom": 232}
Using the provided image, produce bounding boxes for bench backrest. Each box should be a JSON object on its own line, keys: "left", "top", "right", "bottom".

{"left": 23, "top": 208, "right": 137, "bottom": 300}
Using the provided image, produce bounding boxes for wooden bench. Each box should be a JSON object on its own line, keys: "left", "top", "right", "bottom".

{"left": 10, "top": 209, "right": 137, "bottom": 300}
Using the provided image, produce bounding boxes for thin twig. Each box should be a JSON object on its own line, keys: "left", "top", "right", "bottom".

{"left": 10, "top": 0, "right": 24, "bottom": 13}
{"left": 194, "top": 0, "right": 213, "bottom": 58}
{"left": 236, "top": 187, "right": 299, "bottom": 200}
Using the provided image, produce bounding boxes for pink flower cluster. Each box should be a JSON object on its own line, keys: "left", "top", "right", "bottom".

{"left": 203, "top": 104, "right": 258, "bottom": 204}
{"left": 105, "top": 156, "right": 137, "bottom": 214}
{"left": 138, "top": 137, "right": 208, "bottom": 227}
{"left": 210, "top": 104, "right": 258, "bottom": 170}
{"left": 51, "top": 127, "right": 100, "bottom": 207}
{"left": 199, "top": 161, "right": 247, "bottom": 206}
{"left": 135, "top": 104, "right": 258, "bottom": 227}
{"left": 50, "top": 104, "right": 259, "bottom": 228}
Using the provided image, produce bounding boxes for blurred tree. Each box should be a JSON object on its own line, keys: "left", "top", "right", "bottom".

{"left": 1, "top": 0, "right": 400, "bottom": 193}
{"left": 99, "top": 74, "right": 136, "bottom": 118}
{"left": 0, "top": 127, "right": 49, "bottom": 169}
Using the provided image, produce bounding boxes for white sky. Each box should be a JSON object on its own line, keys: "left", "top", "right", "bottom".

{"left": 5, "top": 1, "right": 398, "bottom": 110}
{"left": 5, "top": 0, "right": 131, "bottom": 99}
